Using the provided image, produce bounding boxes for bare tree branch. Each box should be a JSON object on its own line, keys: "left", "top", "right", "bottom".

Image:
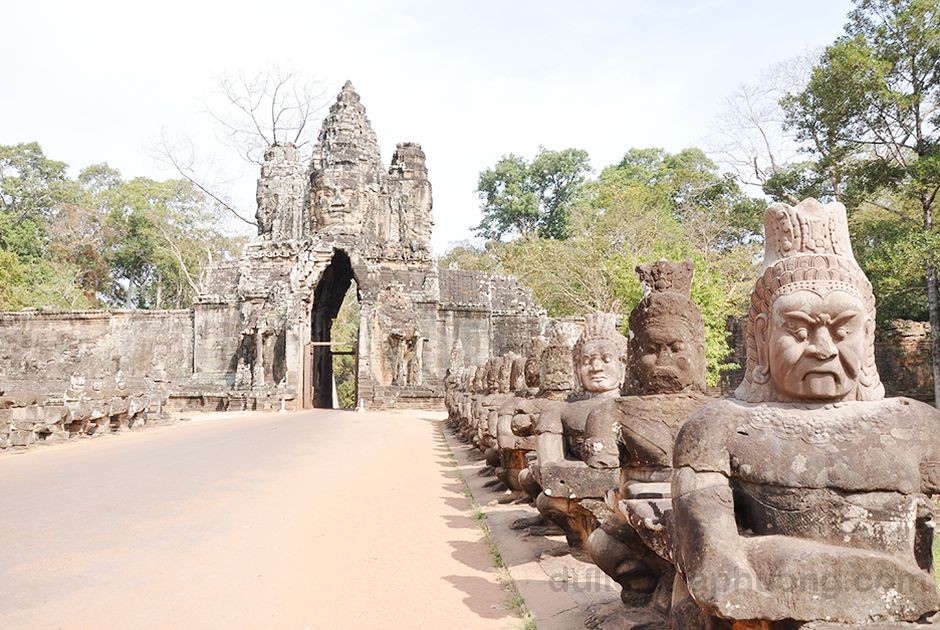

{"left": 204, "top": 68, "right": 328, "bottom": 165}
{"left": 153, "top": 133, "right": 258, "bottom": 227}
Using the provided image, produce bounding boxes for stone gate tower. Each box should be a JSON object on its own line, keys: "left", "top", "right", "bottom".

{"left": 192, "top": 81, "right": 545, "bottom": 409}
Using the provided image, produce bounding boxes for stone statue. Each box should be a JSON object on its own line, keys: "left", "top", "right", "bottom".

{"left": 457, "top": 365, "right": 481, "bottom": 442}
{"left": 478, "top": 354, "right": 518, "bottom": 468}
{"left": 530, "top": 311, "right": 628, "bottom": 547}
{"left": 444, "top": 341, "right": 465, "bottom": 427}
{"left": 671, "top": 199, "right": 940, "bottom": 626}
{"left": 512, "top": 330, "right": 579, "bottom": 501}
{"left": 584, "top": 260, "right": 708, "bottom": 611}
{"left": 493, "top": 337, "right": 549, "bottom": 493}
{"left": 467, "top": 359, "right": 495, "bottom": 446}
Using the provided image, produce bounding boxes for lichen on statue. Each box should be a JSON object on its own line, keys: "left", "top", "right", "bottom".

{"left": 670, "top": 199, "right": 940, "bottom": 627}
{"left": 529, "top": 311, "right": 628, "bottom": 547}
{"left": 583, "top": 260, "right": 709, "bottom": 613}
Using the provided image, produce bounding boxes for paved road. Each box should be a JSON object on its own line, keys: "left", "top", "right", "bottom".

{"left": 0, "top": 409, "right": 514, "bottom": 629}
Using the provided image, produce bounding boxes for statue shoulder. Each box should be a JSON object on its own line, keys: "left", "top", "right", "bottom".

{"left": 673, "top": 398, "right": 744, "bottom": 473}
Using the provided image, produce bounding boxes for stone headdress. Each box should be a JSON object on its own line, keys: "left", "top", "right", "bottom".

{"left": 629, "top": 260, "right": 704, "bottom": 336}
{"left": 735, "top": 198, "right": 883, "bottom": 402}
{"left": 572, "top": 310, "right": 629, "bottom": 361}
{"left": 539, "top": 328, "right": 577, "bottom": 394}
{"left": 628, "top": 260, "right": 706, "bottom": 394}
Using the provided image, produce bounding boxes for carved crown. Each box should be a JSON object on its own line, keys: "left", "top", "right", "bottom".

{"left": 574, "top": 310, "right": 628, "bottom": 358}
{"left": 636, "top": 260, "right": 694, "bottom": 298}
{"left": 763, "top": 198, "right": 854, "bottom": 269}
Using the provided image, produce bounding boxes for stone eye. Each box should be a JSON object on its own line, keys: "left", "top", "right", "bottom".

{"left": 792, "top": 328, "right": 808, "bottom": 341}
{"left": 834, "top": 327, "right": 849, "bottom": 340}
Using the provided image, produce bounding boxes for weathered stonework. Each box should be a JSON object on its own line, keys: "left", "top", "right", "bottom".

{"left": 0, "top": 81, "right": 545, "bottom": 415}
{"left": 583, "top": 260, "right": 709, "bottom": 617}
{"left": 671, "top": 199, "right": 940, "bottom": 627}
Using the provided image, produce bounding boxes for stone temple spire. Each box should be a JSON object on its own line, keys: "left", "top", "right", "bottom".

{"left": 307, "top": 81, "right": 385, "bottom": 234}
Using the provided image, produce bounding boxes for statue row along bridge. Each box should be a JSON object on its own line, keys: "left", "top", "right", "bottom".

{"left": 0, "top": 82, "right": 546, "bottom": 416}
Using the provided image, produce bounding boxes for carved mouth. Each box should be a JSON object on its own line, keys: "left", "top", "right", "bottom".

{"left": 802, "top": 369, "right": 839, "bottom": 379}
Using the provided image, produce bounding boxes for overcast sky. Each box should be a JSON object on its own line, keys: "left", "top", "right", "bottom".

{"left": 1, "top": 0, "right": 853, "bottom": 254}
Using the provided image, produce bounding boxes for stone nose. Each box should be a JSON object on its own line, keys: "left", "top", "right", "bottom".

{"left": 809, "top": 329, "right": 837, "bottom": 360}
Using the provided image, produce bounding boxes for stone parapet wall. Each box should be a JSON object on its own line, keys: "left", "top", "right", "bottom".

{"left": 0, "top": 389, "right": 161, "bottom": 451}
{"left": 0, "top": 309, "right": 193, "bottom": 394}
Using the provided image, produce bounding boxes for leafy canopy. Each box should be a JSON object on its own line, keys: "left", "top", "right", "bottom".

{"left": 473, "top": 147, "right": 591, "bottom": 241}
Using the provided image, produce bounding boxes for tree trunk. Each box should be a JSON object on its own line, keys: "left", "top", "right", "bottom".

{"left": 126, "top": 280, "right": 137, "bottom": 309}
{"left": 927, "top": 265, "right": 940, "bottom": 408}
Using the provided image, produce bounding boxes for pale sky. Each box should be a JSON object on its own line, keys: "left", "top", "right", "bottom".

{"left": 1, "top": 0, "right": 853, "bottom": 254}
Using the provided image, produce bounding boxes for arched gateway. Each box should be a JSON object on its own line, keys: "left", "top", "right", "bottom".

{"left": 193, "top": 82, "right": 546, "bottom": 409}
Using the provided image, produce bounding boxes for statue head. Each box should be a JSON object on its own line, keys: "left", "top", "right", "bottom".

{"left": 572, "top": 311, "right": 628, "bottom": 396}
{"left": 736, "top": 199, "right": 883, "bottom": 403}
{"left": 471, "top": 365, "right": 485, "bottom": 393}
{"left": 510, "top": 355, "right": 527, "bottom": 391}
{"left": 539, "top": 331, "right": 576, "bottom": 394}
{"left": 497, "top": 354, "right": 515, "bottom": 393}
{"left": 484, "top": 358, "right": 499, "bottom": 393}
{"left": 628, "top": 260, "right": 706, "bottom": 395}
{"left": 524, "top": 336, "right": 548, "bottom": 388}
{"left": 447, "top": 340, "right": 464, "bottom": 375}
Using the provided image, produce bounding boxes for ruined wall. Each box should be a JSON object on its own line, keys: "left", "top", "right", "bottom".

{"left": 0, "top": 82, "right": 547, "bottom": 413}
{"left": 0, "top": 310, "right": 193, "bottom": 393}
{"left": 720, "top": 316, "right": 935, "bottom": 402}
{"left": 436, "top": 268, "right": 546, "bottom": 373}
{"left": 874, "top": 320, "right": 934, "bottom": 402}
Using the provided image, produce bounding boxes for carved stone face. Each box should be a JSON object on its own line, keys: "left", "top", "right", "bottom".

{"left": 634, "top": 320, "right": 699, "bottom": 394}
{"left": 763, "top": 290, "right": 868, "bottom": 401}
{"left": 497, "top": 359, "right": 512, "bottom": 393}
{"left": 576, "top": 339, "right": 626, "bottom": 394}
{"left": 524, "top": 354, "right": 541, "bottom": 388}
{"left": 510, "top": 357, "right": 527, "bottom": 391}
{"left": 540, "top": 346, "right": 574, "bottom": 392}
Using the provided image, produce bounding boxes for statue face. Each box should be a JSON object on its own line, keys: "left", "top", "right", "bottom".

{"left": 765, "top": 290, "right": 868, "bottom": 401}
{"left": 524, "top": 355, "right": 541, "bottom": 388}
{"left": 576, "top": 339, "right": 625, "bottom": 394}
{"left": 540, "top": 347, "right": 573, "bottom": 392}
{"left": 634, "top": 321, "right": 697, "bottom": 393}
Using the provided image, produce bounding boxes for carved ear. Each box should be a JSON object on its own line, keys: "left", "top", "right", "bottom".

{"left": 752, "top": 313, "right": 771, "bottom": 384}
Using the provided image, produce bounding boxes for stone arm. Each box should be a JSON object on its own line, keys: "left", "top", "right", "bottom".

{"left": 920, "top": 405, "right": 940, "bottom": 495}
{"left": 581, "top": 401, "right": 620, "bottom": 469}
{"left": 497, "top": 397, "right": 527, "bottom": 450}
{"left": 510, "top": 398, "right": 544, "bottom": 437}
{"left": 534, "top": 403, "right": 565, "bottom": 465}
{"left": 671, "top": 466, "right": 769, "bottom": 611}
{"left": 670, "top": 412, "right": 780, "bottom": 619}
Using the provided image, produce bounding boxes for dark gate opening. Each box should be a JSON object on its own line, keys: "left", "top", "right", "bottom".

{"left": 310, "top": 250, "right": 358, "bottom": 409}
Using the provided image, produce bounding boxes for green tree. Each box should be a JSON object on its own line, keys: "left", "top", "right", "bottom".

{"left": 331, "top": 285, "right": 360, "bottom": 409}
{"left": 474, "top": 147, "right": 591, "bottom": 240}
{"left": 782, "top": 0, "right": 940, "bottom": 404}
{"left": 453, "top": 147, "right": 761, "bottom": 385}
{"left": 0, "top": 143, "right": 244, "bottom": 312}
{"left": 98, "top": 175, "right": 243, "bottom": 309}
